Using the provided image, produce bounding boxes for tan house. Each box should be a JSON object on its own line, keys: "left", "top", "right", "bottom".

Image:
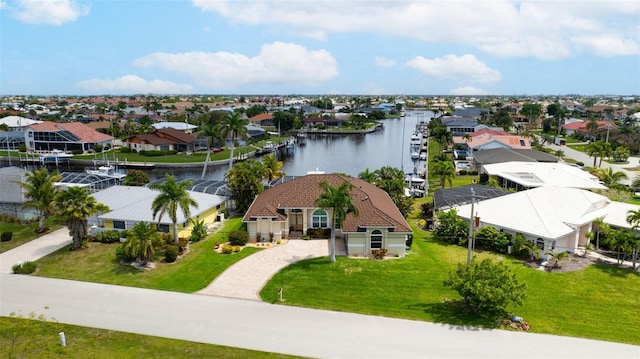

{"left": 243, "top": 174, "right": 412, "bottom": 257}
{"left": 122, "top": 127, "right": 196, "bottom": 153}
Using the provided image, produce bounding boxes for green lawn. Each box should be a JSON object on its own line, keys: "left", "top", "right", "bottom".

{"left": 34, "top": 218, "right": 262, "bottom": 293}
{"left": 0, "top": 217, "right": 63, "bottom": 254}
{"left": 261, "top": 224, "right": 640, "bottom": 345}
{"left": 0, "top": 317, "right": 298, "bottom": 359}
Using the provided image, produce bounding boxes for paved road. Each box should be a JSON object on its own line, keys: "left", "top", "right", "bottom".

{"left": 546, "top": 142, "right": 638, "bottom": 185}
{"left": 2, "top": 274, "right": 638, "bottom": 359}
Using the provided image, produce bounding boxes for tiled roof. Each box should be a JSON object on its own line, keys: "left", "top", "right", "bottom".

{"left": 243, "top": 174, "right": 411, "bottom": 233}
{"left": 248, "top": 113, "right": 273, "bottom": 122}
{"left": 29, "top": 121, "right": 113, "bottom": 143}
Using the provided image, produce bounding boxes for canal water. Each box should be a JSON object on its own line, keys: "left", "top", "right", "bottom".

{"left": 12, "top": 111, "right": 433, "bottom": 181}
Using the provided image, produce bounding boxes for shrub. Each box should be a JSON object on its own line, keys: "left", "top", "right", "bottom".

{"left": 12, "top": 261, "right": 37, "bottom": 274}
{"left": 18, "top": 144, "right": 26, "bottom": 152}
{"left": 371, "top": 248, "right": 388, "bottom": 260}
{"left": 71, "top": 149, "right": 84, "bottom": 155}
{"left": 165, "top": 245, "right": 179, "bottom": 263}
{"left": 93, "top": 144, "right": 103, "bottom": 153}
{"left": 469, "top": 170, "right": 479, "bottom": 175}
{"left": 575, "top": 161, "right": 584, "bottom": 167}
{"left": 232, "top": 246, "right": 242, "bottom": 253}
{"left": 220, "top": 244, "right": 233, "bottom": 254}
{"left": 190, "top": 219, "right": 207, "bottom": 243}
{"left": 177, "top": 237, "right": 189, "bottom": 252}
{"left": 228, "top": 230, "right": 249, "bottom": 246}
{"left": 120, "top": 147, "right": 132, "bottom": 153}
{"left": 1, "top": 231, "right": 13, "bottom": 242}
{"left": 115, "top": 244, "right": 136, "bottom": 263}
{"left": 100, "top": 230, "right": 121, "bottom": 243}
{"left": 459, "top": 169, "right": 468, "bottom": 175}
{"left": 306, "top": 228, "right": 331, "bottom": 238}
{"left": 162, "top": 233, "right": 173, "bottom": 245}
{"left": 479, "top": 172, "right": 489, "bottom": 184}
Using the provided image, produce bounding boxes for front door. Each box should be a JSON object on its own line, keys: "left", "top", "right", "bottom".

{"left": 290, "top": 212, "right": 303, "bottom": 231}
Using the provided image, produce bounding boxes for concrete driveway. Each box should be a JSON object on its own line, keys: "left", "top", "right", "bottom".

{"left": 198, "top": 239, "right": 340, "bottom": 300}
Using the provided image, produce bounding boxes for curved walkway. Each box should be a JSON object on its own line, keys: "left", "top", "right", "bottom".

{"left": 197, "top": 239, "right": 335, "bottom": 300}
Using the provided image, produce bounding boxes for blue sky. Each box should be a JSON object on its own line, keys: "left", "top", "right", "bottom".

{"left": 1, "top": 0, "right": 639, "bottom": 96}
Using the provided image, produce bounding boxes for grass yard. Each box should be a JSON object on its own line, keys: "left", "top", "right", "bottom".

{"left": 34, "top": 218, "right": 261, "bottom": 293}
{"left": 0, "top": 317, "right": 297, "bottom": 359}
{"left": 261, "top": 223, "right": 640, "bottom": 345}
{"left": 0, "top": 217, "right": 62, "bottom": 254}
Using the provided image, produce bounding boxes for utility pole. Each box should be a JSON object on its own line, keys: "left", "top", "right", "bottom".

{"left": 466, "top": 188, "right": 476, "bottom": 266}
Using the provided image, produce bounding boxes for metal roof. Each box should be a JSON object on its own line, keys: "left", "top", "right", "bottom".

{"left": 433, "top": 184, "right": 511, "bottom": 211}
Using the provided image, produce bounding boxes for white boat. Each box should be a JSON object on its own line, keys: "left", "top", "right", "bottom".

{"left": 285, "top": 137, "right": 295, "bottom": 149}
{"left": 86, "top": 165, "right": 126, "bottom": 181}
{"left": 419, "top": 152, "right": 427, "bottom": 160}
{"left": 40, "top": 149, "right": 73, "bottom": 163}
{"left": 297, "top": 132, "right": 307, "bottom": 146}
{"left": 410, "top": 151, "right": 420, "bottom": 160}
{"left": 263, "top": 141, "right": 275, "bottom": 152}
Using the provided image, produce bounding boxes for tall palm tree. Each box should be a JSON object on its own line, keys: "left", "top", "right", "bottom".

{"left": 597, "top": 142, "right": 612, "bottom": 167}
{"left": 54, "top": 186, "right": 109, "bottom": 250}
{"left": 150, "top": 174, "right": 198, "bottom": 243}
{"left": 431, "top": 161, "right": 456, "bottom": 189}
{"left": 219, "top": 112, "right": 249, "bottom": 171}
{"left": 585, "top": 141, "right": 602, "bottom": 167}
{"left": 624, "top": 210, "right": 640, "bottom": 270}
{"left": 430, "top": 126, "right": 452, "bottom": 151}
{"left": 19, "top": 169, "right": 62, "bottom": 232}
{"left": 315, "top": 180, "right": 359, "bottom": 263}
{"left": 123, "top": 221, "right": 161, "bottom": 266}
{"left": 262, "top": 154, "right": 284, "bottom": 186}
{"left": 586, "top": 118, "right": 599, "bottom": 141}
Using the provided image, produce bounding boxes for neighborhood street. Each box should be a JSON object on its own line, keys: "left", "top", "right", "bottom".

{"left": 1, "top": 231, "right": 639, "bottom": 358}
{"left": 2, "top": 273, "right": 639, "bottom": 358}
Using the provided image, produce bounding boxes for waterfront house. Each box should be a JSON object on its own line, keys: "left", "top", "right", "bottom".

{"left": 450, "top": 186, "right": 609, "bottom": 257}
{"left": 122, "top": 127, "right": 196, "bottom": 153}
{"left": 243, "top": 173, "right": 412, "bottom": 257}
{"left": 90, "top": 185, "right": 225, "bottom": 238}
{"left": 482, "top": 161, "right": 607, "bottom": 191}
{"left": 25, "top": 121, "right": 113, "bottom": 153}
{"left": 248, "top": 113, "right": 274, "bottom": 127}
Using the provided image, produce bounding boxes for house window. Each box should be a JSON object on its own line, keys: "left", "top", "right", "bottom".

{"left": 311, "top": 209, "right": 328, "bottom": 228}
{"left": 536, "top": 238, "right": 545, "bottom": 250}
{"left": 113, "top": 221, "right": 125, "bottom": 229}
{"left": 371, "top": 230, "right": 383, "bottom": 249}
{"left": 519, "top": 139, "right": 525, "bottom": 146}
{"left": 158, "top": 224, "right": 170, "bottom": 233}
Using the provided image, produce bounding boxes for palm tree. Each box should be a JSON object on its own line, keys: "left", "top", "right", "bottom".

{"left": 219, "top": 112, "right": 249, "bottom": 171}
{"left": 585, "top": 141, "right": 602, "bottom": 167}
{"left": 123, "top": 221, "right": 161, "bottom": 266}
{"left": 54, "top": 186, "right": 109, "bottom": 250}
{"left": 597, "top": 142, "right": 612, "bottom": 167}
{"left": 19, "top": 169, "right": 62, "bottom": 232}
{"left": 358, "top": 167, "right": 377, "bottom": 183}
{"left": 430, "top": 126, "right": 453, "bottom": 151}
{"left": 586, "top": 118, "right": 599, "bottom": 141}
{"left": 201, "top": 123, "right": 225, "bottom": 149}
{"left": 624, "top": 209, "right": 640, "bottom": 270}
{"left": 262, "top": 154, "right": 284, "bottom": 186}
{"left": 592, "top": 217, "right": 610, "bottom": 251}
{"left": 594, "top": 167, "right": 628, "bottom": 188}
{"left": 431, "top": 161, "right": 455, "bottom": 189}
{"left": 150, "top": 174, "right": 198, "bottom": 243}
{"left": 315, "top": 180, "right": 359, "bottom": 263}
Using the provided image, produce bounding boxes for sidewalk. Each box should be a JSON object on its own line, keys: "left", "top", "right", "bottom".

{"left": 0, "top": 227, "right": 71, "bottom": 273}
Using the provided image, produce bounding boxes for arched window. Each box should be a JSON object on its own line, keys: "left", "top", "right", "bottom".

{"left": 312, "top": 209, "right": 328, "bottom": 228}
{"left": 371, "top": 230, "right": 383, "bottom": 249}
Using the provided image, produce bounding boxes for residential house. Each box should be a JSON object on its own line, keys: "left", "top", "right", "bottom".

{"left": 450, "top": 186, "right": 609, "bottom": 257}
{"left": 304, "top": 116, "right": 346, "bottom": 129}
{"left": 0, "top": 166, "right": 38, "bottom": 220}
{"left": 472, "top": 148, "right": 558, "bottom": 171}
{"left": 562, "top": 120, "right": 618, "bottom": 139}
{"left": 122, "top": 127, "right": 196, "bottom": 153}
{"left": 243, "top": 174, "right": 412, "bottom": 257}
{"left": 90, "top": 186, "right": 225, "bottom": 238}
{"left": 443, "top": 119, "right": 478, "bottom": 136}
{"left": 453, "top": 132, "right": 532, "bottom": 153}
{"left": 152, "top": 122, "right": 197, "bottom": 134}
{"left": 25, "top": 121, "right": 113, "bottom": 153}
{"left": 248, "top": 113, "right": 274, "bottom": 127}
{"left": 482, "top": 161, "right": 607, "bottom": 191}
{"left": 0, "top": 116, "right": 42, "bottom": 131}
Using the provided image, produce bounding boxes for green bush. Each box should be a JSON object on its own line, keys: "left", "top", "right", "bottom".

{"left": 220, "top": 244, "right": 233, "bottom": 254}
{"left": 228, "top": 231, "right": 249, "bottom": 246}
{"left": 177, "top": 237, "right": 189, "bottom": 252}
{"left": 120, "top": 147, "right": 132, "bottom": 153}
{"left": 93, "top": 144, "right": 103, "bottom": 153}
{"left": 99, "top": 230, "right": 121, "bottom": 243}
{"left": 12, "top": 261, "right": 37, "bottom": 274}
{"left": 165, "top": 245, "right": 179, "bottom": 263}
{"left": 71, "top": 149, "right": 84, "bottom": 155}
{"left": 371, "top": 248, "right": 387, "bottom": 260}
{"left": 115, "top": 244, "right": 136, "bottom": 263}
{"left": 18, "top": 144, "right": 26, "bottom": 152}
{"left": 469, "top": 170, "right": 479, "bottom": 175}
{"left": 190, "top": 219, "right": 207, "bottom": 243}
{"left": 459, "top": 169, "right": 468, "bottom": 175}
{"left": 1, "top": 231, "right": 13, "bottom": 242}
{"left": 306, "top": 228, "right": 331, "bottom": 238}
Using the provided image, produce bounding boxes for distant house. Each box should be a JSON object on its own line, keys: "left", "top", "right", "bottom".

{"left": 562, "top": 120, "right": 617, "bottom": 138}
{"left": 450, "top": 186, "right": 609, "bottom": 257}
{"left": 90, "top": 186, "right": 226, "bottom": 238}
{"left": 0, "top": 116, "right": 42, "bottom": 131}
{"left": 454, "top": 132, "right": 532, "bottom": 153}
{"left": 0, "top": 167, "right": 38, "bottom": 220}
{"left": 152, "top": 122, "right": 197, "bottom": 134}
{"left": 243, "top": 174, "right": 412, "bottom": 257}
{"left": 122, "top": 127, "right": 196, "bottom": 152}
{"left": 248, "top": 113, "right": 274, "bottom": 127}
{"left": 472, "top": 148, "right": 558, "bottom": 170}
{"left": 25, "top": 121, "right": 113, "bottom": 153}
{"left": 452, "top": 107, "right": 490, "bottom": 120}
{"left": 304, "top": 116, "right": 346, "bottom": 128}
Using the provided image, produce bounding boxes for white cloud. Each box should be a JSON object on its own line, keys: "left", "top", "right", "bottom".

{"left": 406, "top": 54, "right": 501, "bottom": 84}
{"left": 133, "top": 42, "right": 338, "bottom": 89}
{"left": 192, "top": 1, "right": 640, "bottom": 60}
{"left": 572, "top": 35, "right": 639, "bottom": 57}
{"left": 374, "top": 57, "right": 396, "bottom": 68}
{"left": 11, "top": 0, "right": 89, "bottom": 25}
{"left": 75, "top": 75, "right": 194, "bottom": 94}
{"left": 0, "top": 2, "right": 7, "bottom": 10}
{"left": 450, "top": 86, "right": 490, "bottom": 96}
